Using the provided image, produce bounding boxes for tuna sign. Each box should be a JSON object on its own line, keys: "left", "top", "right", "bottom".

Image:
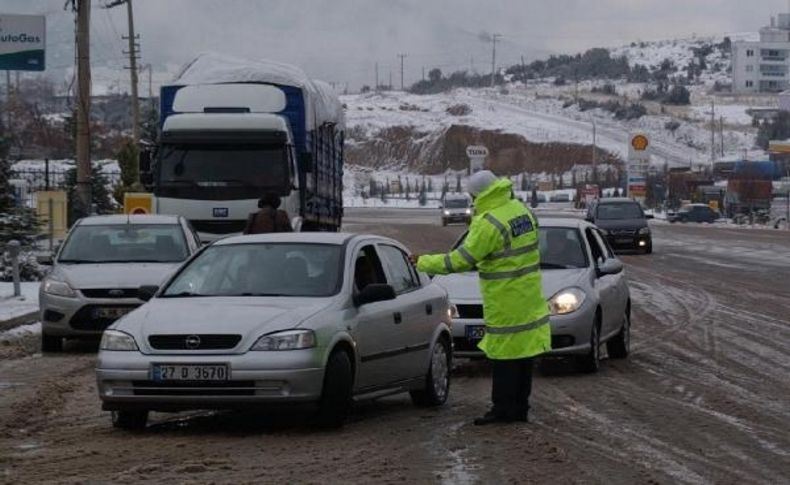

{"left": 466, "top": 145, "right": 489, "bottom": 174}
{"left": 0, "top": 14, "right": 45, "bottom": 71}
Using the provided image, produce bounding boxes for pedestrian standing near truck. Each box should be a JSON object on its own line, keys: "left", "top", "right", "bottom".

{"left": 243, "top": 193, "right": 293, "bottom": 234}
{"left": 412, "top": 170, "right": 550, "bottom": 425}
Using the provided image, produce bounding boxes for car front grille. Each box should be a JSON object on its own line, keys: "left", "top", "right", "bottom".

{"left": 456, "top": 304, "right": 484, "bottom": 319}
{"left": 148, "top": 334, "right": 242, "bottom": 350}
{"left": 131, "top": 380, "right": 256, "bottom": 396}
{"left": 191, "top": 220, "right": 246, "bottom": 234}
{"left": 80, "top": 288, "right": 138, "bottom": 299}
{"left": 69, "top": 304, "right": 139, "bottom": 331}
{"left": 608, "top": 229, "right": 636, "bottom": 236}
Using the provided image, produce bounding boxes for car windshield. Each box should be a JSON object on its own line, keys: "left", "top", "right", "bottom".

{"left": 58, "top": 224, "right": 189, "bottom": 263}
{"left": 163, "top": 243, "right": 343, "bottom": 297}
{"left": 596, "top": 203, "right": 644, "bottom": 220}
{"left": 539, "top": 228, "right": 588, "bottom": 269}
{"left": 444, "top": 199, "right": 470, "bottom": 208}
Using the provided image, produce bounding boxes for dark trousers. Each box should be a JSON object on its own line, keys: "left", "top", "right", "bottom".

{"left": 491, "top": 357, "right": 533, "bottom": 419}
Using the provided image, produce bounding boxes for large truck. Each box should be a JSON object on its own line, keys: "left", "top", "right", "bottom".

{"left": 140, "top": 54, "right": 344, "bottom": 238}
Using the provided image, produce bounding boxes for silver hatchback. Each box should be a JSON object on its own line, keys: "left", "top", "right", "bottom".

{"left": 96, "top": 233, "right": 452, "bottom": 429}
{"left": 39, "top": 215, "right": 201, "bottom": 352}
{"left": 435, "top": 218, "right": 631, "bottom": 372}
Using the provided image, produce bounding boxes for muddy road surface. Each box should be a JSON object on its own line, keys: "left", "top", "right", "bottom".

{"left": 1, "top": 208, "right": 789, "bottom": 484}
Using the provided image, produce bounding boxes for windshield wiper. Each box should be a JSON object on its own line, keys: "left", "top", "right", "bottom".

{"left": 160, "top": 291, "right": 210, "bottom": 298}
{"left": 236, "top": 292, "right": 290, "bottom": 297}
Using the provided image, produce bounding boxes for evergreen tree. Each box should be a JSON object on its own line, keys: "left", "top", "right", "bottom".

{"left": 64, "top": 163, "right": 115, "bottom": 226}
{"left": 455, "top": 174, "right": 462, "bottom": 193}
{"left": 427, "top": 178, "right": 433, "bottom": 193}
{"left": 369, "top": 178, "right": 378, "bottom": 197}
{"left": 418, "top": 186, "right": 427, "bottom": 206}
{"left": 405, "top": 178, "right": 411, "bottom": 199}
{"left": 0, "top": 158, "right": 42, "bottom": 281}
{"left": 521, "top": 173, "right": 528, "bottom": 191}
{"left": 397, "top": 175, "right": 403, "bottom": 194}
{"left": 113, "top": 139, "right": 142, "bottom": 206}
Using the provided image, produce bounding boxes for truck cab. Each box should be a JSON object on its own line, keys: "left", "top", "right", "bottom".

{"left": 440, "top": 194, "right": 472, "bottom": 226}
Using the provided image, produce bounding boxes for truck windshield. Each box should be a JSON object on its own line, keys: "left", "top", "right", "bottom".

{"left": 444, "top": 199, "right": 469, "bottom": 209}
{"left": 157, "top": 143, "right": 289, "bottom": 200}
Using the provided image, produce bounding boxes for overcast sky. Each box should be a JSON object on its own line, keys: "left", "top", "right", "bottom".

{"left": 4, "top": 0, "right": 790, "bottom": 92}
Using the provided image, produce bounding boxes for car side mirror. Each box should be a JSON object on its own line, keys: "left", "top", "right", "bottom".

{"left": 645, "top": 214, "right": 654, "bottom": 220}
{"left": 596, "top": 259, "right": 623, "bottom": 277}
{"left": 353, "top": 284, "right": 396, "bottom": 307}
{"left": 37, "top": 254, "right": 53, "bottom": 265}
{"left": 138, "top": 285, "right": 159, "bottom": 302}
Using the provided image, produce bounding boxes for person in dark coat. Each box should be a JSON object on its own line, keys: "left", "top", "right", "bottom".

{"left": 243, "top": 193, "right": 293, "bottom": 234}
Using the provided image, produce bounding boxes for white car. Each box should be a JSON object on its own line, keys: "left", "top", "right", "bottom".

{"left": 96, "top": 233, "right": 452, "bottom": 429}
{"left": 435, "top": 218, "right": 631, "bottom": 372}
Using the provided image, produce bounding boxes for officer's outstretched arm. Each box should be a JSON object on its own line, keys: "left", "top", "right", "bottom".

{"left": 417, "top": 219, "right": 501, "bottom": 275}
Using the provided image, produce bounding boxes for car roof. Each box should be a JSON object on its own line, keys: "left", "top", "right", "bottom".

{"left": 214, "top": 232, "right": 393, "bottom": 247}
{"left": 595, "top": 197, "right": 639, "bottom": 205}
{"left": 77, "top": 214, "right": 182, "bottom": 225}
{"left": 536, "top": 217, "right": 594, "bottom": 230}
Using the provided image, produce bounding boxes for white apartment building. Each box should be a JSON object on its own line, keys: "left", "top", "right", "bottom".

{"left": 732, "top": 13, "right": 790, "bottom": 93}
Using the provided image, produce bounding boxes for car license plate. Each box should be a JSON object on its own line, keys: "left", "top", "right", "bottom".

{"left": 93, "top": 307, "right": 132, "bottom": 319}
{"left": 615, "top": 238, "right": 632, "bottom": 244}
{"left": 152, "top": 364, "right": 229, "bottom": 382}
{"left": 466, "top": 325, "right": 485, "bottom": 340}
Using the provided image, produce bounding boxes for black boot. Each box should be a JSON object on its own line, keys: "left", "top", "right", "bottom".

{"left": 473, "top": 410, "right": 511, "bottom": 426}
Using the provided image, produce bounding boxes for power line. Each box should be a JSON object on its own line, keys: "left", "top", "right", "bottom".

{"left": 397, "top": 53, "right": 407, "bottom": 90}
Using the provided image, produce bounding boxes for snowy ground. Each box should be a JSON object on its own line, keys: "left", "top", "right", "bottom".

{"left": 0, "top": 282, "right": 40, "bottom": 323}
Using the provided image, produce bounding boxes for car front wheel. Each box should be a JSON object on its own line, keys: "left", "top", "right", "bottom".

{"left": 577, "top": 321, "right": 601, "bottom": 373}
{"left": 315, "top": 350, "right": 353, "bottom": 428}
{"left": 410, "top": 337, "right": 451, "bottom": 407}
{"left": 112, "top": 410, "right": 148, "bottom": 430}
{"left": 607, "top": 311, "right": 630, "bottom": 359}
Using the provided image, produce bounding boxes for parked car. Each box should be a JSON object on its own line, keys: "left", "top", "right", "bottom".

{"left": 440, "top": 194, "right": 473, "bottom": 226}
{"left": 667, "top": 204, "right": 719, "bottom": 223}
{"left": 586, "top": 197, "right": 653, "bottom": 253}
{"left": 38, "top": 215, "right": 201, "bottom": 352}
{"left": 435, "top": 218, "right": 631, "bottom": 373}
{"left": 96, "top": 233, "right": 452, "bottom": 429}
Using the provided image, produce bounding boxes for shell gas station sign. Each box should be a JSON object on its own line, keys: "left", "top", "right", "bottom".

{"left": 627, "top": 133, "right": 650, "bottom": 201}
{"left": 123, "top": 192, "right": 154, "bottom": 215}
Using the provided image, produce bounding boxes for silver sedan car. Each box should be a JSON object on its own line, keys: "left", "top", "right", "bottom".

{"left": 38, "top": 215, "right": 201, "bottom": 352}
{"left": 434, "top": 218, "right": 631, "bottom": 372}
{"left": 96, "top": 233, "right": 452, "bottom": 429}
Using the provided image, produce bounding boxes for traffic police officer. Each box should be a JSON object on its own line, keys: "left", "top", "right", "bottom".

{"left": 415, "top": 170, "right": 550, "bottom": 425}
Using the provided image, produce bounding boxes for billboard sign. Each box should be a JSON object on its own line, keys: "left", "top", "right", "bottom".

{"left": 0, "top": 14, "right": 46, "bottom": 71}
{"left": 627, "top": 133, "right": 650, "bottom": 202}
{"left": 466, "top": 145, "right": 489, "bottom": 174}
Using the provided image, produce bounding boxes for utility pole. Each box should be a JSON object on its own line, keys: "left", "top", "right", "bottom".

{"left": 397, "top": 53, "right": 407, "bottom": 90}
{"left": 422, "top": 66, "right": 425, "bottom": 81}
{"left": 388, "top": 71, "right": 392, "bottom": 90}
{"left": 105, "top": 0, "right": 141, "bottom": 146}
{"left": 490, "top": 33, "right": 502, "bottom": 87}
{"left": 720, "top": 116, "right": 725, "bottom": 157}
{"left": 75, "top": 0, "right": 92, "bottom": 218}
{"left": 5, "top": 71, "right": 10, "bottom": 129}
{"left": 592, "top": 120, "right": 598, "bottom": 184}
{"left": 374, "top": 61, "right": 379, "bottom": 91}
{"left": 710, "top": 99, "right": 716, "bottom": 166}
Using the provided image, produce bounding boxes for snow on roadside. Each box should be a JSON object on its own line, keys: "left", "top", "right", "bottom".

{"left": 0, "top": 322, "right": 41, "bottom": 341}
{"left": 0, "top": 282, "right": 40, "bottom": 322}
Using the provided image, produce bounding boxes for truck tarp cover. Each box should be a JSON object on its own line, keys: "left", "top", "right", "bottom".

{"left": 171, "top": 53, "right": 344, "bottom": 129}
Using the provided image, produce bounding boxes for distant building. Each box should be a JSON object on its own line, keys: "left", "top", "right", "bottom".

{"left": 732, "top": 13, "right": 790, "bottom": 93}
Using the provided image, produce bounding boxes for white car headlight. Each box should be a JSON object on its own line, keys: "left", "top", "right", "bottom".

{"left": 43, "top": 278, "right": 77, "bottom": 298}
{"left": 100, "top": 330, "right": 139, "bottom": 351}
{"left": 638, "top": 227, "right": 650, "bottom": 235}
{"left": 448, "top": 304, "right": 459, "bottom": 319}
{"left": 443, "top": 210, "right": 450, "bottom": 216}
{"left": 549, "top": 287, "right": 587, "bottom": 315}
{"left": 465, "top": 208, "right": 472, "bottom": 215}
{"left": 251, "top": 329, "right": 316, "bottom": 351}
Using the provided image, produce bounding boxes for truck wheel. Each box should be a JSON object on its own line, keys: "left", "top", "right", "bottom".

{"left": 42, "top": 333, "right": 63, "bottom": 353}
{"left": 410, "top": 337, "right": 451, "bottom": 407}
{"left": 607, "top": 312, "right": 630, "bottom": 359}
{"left": 112, "top": 410, "right": 148, "bottom": 430}
{"left": 315, "top": 350, "right": 353, "bottom": 428}
{"left": 577, "top": 320, "right": 601, "bottom": 373}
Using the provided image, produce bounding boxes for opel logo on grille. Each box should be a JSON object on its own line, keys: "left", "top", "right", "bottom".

{"left": 108, "top": 289, "right": 124, "bottom": 297}
{"left": 184, "top": 335, "right": 201, "bottom": 349}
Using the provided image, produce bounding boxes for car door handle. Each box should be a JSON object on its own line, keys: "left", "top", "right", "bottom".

{"left": 393, "top": 312, "right": 402, "bottom": 324}
{"left": 425, "top": 304, "right": 433, "bottom": 315}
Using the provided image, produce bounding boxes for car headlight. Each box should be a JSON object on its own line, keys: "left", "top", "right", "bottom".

{"left": 638, "top": 227, "right": 650, "bottom": 235}
{"left": 443, "top": 210, "right": 450, "bottom": 216}
{"left": 43, "top": 278, "right": 77, "bottom": 298}
{"left": 549, "top": 287, "right": 586, "bottom": 315}
{"left": 448, "top": 304, "right": 459, "bottom": 319}
{"left": 465, "top": 208, "right": 472, "bottom": 215}
{"left": 251, "top": 329, "right": 316, "bottom": 351}
{"left": 100, "top": 330, "right": 139, "bottom": 351}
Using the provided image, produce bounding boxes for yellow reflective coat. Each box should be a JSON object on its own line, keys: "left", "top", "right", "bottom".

{"left": 418, "top": 179, "right": 551, "bottom": 360}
